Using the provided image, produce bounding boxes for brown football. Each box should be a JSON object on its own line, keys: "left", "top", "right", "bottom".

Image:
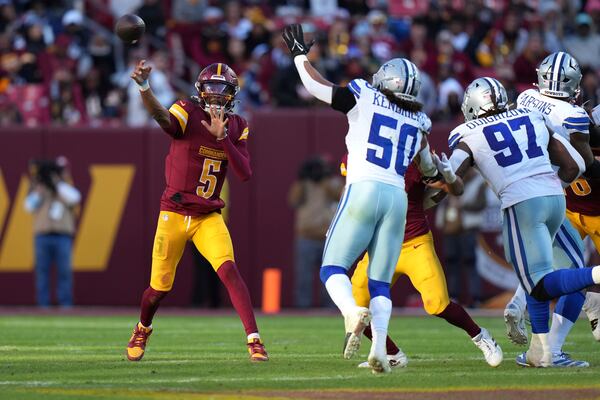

{"left": 115, "top": 14, "right": 145, "bottom": 44}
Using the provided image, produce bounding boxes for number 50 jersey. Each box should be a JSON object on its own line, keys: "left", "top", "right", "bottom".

{"left": 448, "top": 108, "right": 563, "bottom": 209}
{"left": 344, "top": 79, "right": 432, "bottom": 190}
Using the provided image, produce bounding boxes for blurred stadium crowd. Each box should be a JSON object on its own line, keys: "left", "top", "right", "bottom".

{"left": 1, "top": 0, "right": 600, "bottom": 127}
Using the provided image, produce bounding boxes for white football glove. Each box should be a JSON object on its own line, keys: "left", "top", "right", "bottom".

{"left": 433, "top": 152, "right": 457, "bottom": 184}
{"left": 591, "top": 104, "right": 600, "bottom": 126}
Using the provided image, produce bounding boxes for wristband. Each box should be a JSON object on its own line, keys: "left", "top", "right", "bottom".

{"left": 138, "top": 80, "right": 150, "bottom": 92}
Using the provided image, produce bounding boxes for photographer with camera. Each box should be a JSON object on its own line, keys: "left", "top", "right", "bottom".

{"left": 288, "top": 155, "right": 343, "bottom": 308}
{"left": 24, "top": 156, "right": 81, "bottom": 307}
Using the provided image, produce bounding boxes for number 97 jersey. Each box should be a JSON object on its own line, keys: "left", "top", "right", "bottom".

{"left": 448, "top": 108, "right": 563, "bottom": 209}
{"left": 344, "top": 79, "right": 431, "bottom": 190}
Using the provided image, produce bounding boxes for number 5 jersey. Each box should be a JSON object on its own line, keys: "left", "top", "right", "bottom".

{"left": 160, "top": 99, "right": 250, "bottom": 216}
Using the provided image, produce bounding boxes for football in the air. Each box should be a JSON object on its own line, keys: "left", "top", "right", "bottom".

{"left": 115, "top": 14, "right": 145, "bottom": 44}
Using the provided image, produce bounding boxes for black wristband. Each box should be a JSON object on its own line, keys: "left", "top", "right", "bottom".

{"left": 583, "top": 158, "right": 600, "bottom": 179}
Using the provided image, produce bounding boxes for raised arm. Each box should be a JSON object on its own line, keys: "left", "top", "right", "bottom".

{"left": 282, "top": 24, "right": 334, "bottom": 104}
{"left": 131, "top": 60, "right": 173, "bottom": 131}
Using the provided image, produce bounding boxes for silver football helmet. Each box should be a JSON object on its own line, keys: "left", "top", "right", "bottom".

{"left": 372, "top": 58, "right": 421, "bottom": 102}
{"left": 536, "top": 52, "right": 582, "bottom": 100}
{"left": 461, "top": 77, "right": 508, "bottom": 121}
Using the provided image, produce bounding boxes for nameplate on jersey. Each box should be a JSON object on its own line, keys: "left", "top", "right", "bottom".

{"left": 199, "top": 146, "right": 227, "bottom": 160}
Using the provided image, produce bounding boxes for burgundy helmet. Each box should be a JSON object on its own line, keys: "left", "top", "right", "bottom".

{"left": 195, "top": 63, "right": 239, "bottom": 113}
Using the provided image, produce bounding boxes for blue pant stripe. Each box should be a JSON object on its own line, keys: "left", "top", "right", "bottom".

{"left": 512, "top": 209, "right": 535, "bottom": 290}
{"left": 559, "top": 225, "right": 584, "bottom": 268}
{"left": 505, "top": 209, "right": 529, "bottom": 292}
{"left": 555, "top": 230, "right": 582, "bottom": 269}
{"left": 323, "top": 185, "right": 352, "bottom": 258}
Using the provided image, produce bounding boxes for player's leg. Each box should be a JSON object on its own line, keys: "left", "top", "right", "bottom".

{"left": 504, "top": 284, "right": 528, "bottom": 345}
{"left": 352, "top": 252, "right": 406, "bottom": 368}
{"left": 503, "top": 199, "right": 554, "bottom": 367}
{"left": 547, "top": 220, "right": 588, "bottom": 367}
{"left": 320, "top": 183, "right": 379, "bottom": 359}
{"left": 127, "top": 211, "right": 188, "bottom": 361}
{"left": 575, "top": 211, "right": 600, "bottom": 341}
{"left": 405, "top": 232, "right": 502, "bottom": 367}
{"left": 363, "top": 186, "right": 407, "bottom": 374}
{"left": 505, "top": 196, "right": 600, "bottom": 366}
{"left": 192, "top": 212, "right": 267, "bottom": 362}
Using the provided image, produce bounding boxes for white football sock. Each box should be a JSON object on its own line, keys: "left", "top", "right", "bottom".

{"left": 370, "top": 296, "right": 392, "bottom": 356}
{"left": 529, "top": 332, "right": 551, "bottom": 366}
{"left": 548, "top": 313, "right": 573, "bottom": 355}
{"left": 324, "top": 273, "right": 356, "bottom": 316}
{"left": 509, "top": 285, "right": 527, "bottom": 315}
{"left": 247, "top": 332, "right": 260, "bottom": 341}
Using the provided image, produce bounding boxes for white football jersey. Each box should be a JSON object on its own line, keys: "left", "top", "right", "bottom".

{"left": 344, "top": 79, "right": 431, "bottom": 189}
{"left": 517, "top": 89, "right": 590, "bottom": 140}
{"left": 449, "top": 108, "right": 563, "bottom": 209}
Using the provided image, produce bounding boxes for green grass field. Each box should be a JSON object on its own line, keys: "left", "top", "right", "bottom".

{"left": 1, "top": 313, "right": 599, "bottom": 400}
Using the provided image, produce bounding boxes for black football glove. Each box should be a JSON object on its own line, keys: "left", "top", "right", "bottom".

{"left": 282, "top": 24, "right": 313, "bottom": 58}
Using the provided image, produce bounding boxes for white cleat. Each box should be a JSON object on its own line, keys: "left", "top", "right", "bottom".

{"left": 582, "top": 291, "right": 600, "bottom": 341}
{"left": 343, "top": 307, "right": 371, "bottom": 359}
{"left": 368, "top": 349, "right": 392, "bottom": 374}
{"left": 357, "top": 349, "right": 408, "bottom": 369}
{"left": 504, "top": 303, "right": 527, "bottom": 345}
{"left": 472, "top": 327, "right": 503, "bottom": 367}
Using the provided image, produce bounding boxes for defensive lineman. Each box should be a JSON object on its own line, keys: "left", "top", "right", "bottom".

{"left": 446, "top": 76, "right": 600, "bottom": 367}
{"left": 282, "top": 24, "right": 441, "bottom": 373}
{"left": 505, "top": 52, "right": 600, "bottom": 366}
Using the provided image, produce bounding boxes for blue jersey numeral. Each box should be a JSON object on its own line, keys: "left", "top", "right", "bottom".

{"left": 366, "top": 113, "right": 419, "bottom": 176}
{"left": 482, "top": 116, "right": 544, "bottom": 167}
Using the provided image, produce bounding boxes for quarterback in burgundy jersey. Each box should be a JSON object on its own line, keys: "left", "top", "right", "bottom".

{"left": 341, "top": 155, "right": 499, "bottom": 368}
{"left": 125, "top": 60, "right": 268, "bottom": 362}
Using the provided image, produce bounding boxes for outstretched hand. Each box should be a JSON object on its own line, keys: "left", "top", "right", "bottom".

{"left": 282, "top": 24, "right": 313, "bottom": 58}
{"left": 131, "top": 59, "right": 152, "bottom": 84}
{"left": 201, "top": 105, "right": 229, "bottom": 140}
{"left": 433, "top": 152, "right": 457, "bottom": 184}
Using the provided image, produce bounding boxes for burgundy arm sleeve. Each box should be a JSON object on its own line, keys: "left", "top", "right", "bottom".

{"left": 222, "top": 135, "right": 252, "bottom": 181}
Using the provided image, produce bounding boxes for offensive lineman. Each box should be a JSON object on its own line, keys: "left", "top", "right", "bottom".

{"left": 125, "top": 60, "right": 268, "bottom": 362}
{"left": 504, "top": 52, "right": 600, "bottom": 366}
{"left": 446, "top": 77, "right": 600, "bottom": 367}
{"left": 282, "top": 24, "right": 441, "bottom": 373}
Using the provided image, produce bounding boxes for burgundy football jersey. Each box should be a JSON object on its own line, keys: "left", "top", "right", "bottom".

{"left": 565, "top": 150, "right": 600, "bottom": 216}
{"left": 340, "top": 156, "right": 429, "bottom": 242}
{"left": 160, "top": 99, "right": 250, "bottom": 216}
{"left": 403, "top": 163, "right": 430, "bottom": 241}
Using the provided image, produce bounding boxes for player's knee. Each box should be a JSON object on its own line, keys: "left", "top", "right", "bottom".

{"left": 423, "top": 296, "right": 447, "bottom": 315}
{"left": 530, "top": 279, "right": 553, "bottom": 301}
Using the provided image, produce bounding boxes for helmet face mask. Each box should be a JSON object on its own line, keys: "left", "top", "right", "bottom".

{"left": 536, "top": 52, "right": 582, "bottom": 101}
{"left": 372, "top": 58, "right": 421, "bottom": 102}
{"left": 195, "top": 63, "right": 239, "bottom": 113}
{"left": 461, "top": 77, "right": 508, "bottom": 121}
